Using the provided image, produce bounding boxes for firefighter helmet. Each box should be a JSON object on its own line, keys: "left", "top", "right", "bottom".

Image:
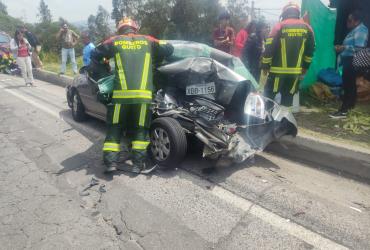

{"left": 282, "top": 1, "right": 301, "bottom": 15}
{"left": 117, "top": 18, "right": 139, "bottom": 33}
{"left": 281, "top": 1, "right": 301, "bottom": 19}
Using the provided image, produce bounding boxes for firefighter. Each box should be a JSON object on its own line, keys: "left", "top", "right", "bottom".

{"left": 91, "top": 18, "right": 174, "bottom": 174}
{"left": 261, "top": 2, "right": 315, "bottom": 109}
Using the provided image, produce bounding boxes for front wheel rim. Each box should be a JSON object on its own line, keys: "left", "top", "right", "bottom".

{"left": 151, "top": 128, "right": 171, "bottom": 161}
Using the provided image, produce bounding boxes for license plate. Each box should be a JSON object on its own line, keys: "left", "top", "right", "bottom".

{"left": 186, "top": 82, "right": 216, "bottom": 96}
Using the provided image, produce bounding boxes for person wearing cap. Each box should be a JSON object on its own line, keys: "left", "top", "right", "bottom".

{"left": 81, "top": 33, "right": 95, "bottom": 66}
{"left": 56, "top": 23, "right": 79, "bottom": 75}
{"left": 261, "top": 2, "right": 315, "bottom": 109}
{"left": 91, "top": 18, "right": 174, "bottom": 174}
{"left": 213, "top": 12, "right": 235, "bottom": 54}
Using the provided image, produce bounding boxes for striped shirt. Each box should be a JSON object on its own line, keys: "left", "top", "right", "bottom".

{"left": 341, "top": 23, "right": 368, "bottom": 57}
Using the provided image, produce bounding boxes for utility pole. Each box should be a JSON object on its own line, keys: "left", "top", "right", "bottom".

{"left": 251, "top": 0, "right": 255, "bottom": 20}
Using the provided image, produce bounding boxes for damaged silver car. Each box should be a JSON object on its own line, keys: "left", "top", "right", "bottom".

{"left": 66, "top": 41, "right": 297, "bottom": 167}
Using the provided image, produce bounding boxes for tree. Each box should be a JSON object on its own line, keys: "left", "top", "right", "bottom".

{"left": 95, "top": 6, "right": 111, "bottom": 42}
{"left": 0, "top": 0, "right": 7, "bottom": 15}
{"left": 227, "top": 0, "right": 249, "bottom": 30}
{"left": 111, "top": 0, "right": 143, "bottom": 24}
{"left": 38, "top": 0, "right": 52, "bottom": 24}
{"left": 87, "top": 15, "right": 97, "bottom": 41}
{"left": 171, "top": 0, "right": 221, "bottom": 43}
{"left": 138, "top": 0, "right": 173, "bottom": 37}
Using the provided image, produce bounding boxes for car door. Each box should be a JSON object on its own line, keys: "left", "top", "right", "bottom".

{"left": 87, "top": 76, "right": 107, "bottom": 118}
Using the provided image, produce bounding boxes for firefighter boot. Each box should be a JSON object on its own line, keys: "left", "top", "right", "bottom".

{"left": 103, "top": 151, "right": 120, "bottom": 173}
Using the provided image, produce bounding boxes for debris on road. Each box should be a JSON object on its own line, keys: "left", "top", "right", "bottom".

{"left": 79, "top": 177, "right": 100, "bottom": 197}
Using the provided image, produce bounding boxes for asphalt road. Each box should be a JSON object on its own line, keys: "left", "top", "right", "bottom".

{"left": 0, "top": 74, "right": 369, "bottom": 250}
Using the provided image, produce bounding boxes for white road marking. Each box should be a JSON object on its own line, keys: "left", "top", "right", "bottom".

{"left": 0, "top": 84, "right": 60, "bottom": 119}
{"left": 0, "top": 77, "right": 349, "bottom": 250}
{"left": 211, "top": 186, "right": 348, "bottom": 250}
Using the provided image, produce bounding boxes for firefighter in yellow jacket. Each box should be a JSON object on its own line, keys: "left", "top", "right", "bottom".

{"left": 261, "top": 2, "right": 315, "bottom": 108}
{"left": 92, "top": 18, "right": 174, "bottom": 174}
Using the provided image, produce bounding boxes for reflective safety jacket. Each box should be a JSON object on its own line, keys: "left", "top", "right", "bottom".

{"left": 92, "top": 34, "right": 173, "bottom": 104}
{"left": 261, "top": 18, "right": 315, "bottom": 76}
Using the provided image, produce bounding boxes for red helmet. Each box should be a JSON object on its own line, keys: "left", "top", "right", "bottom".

{"left": 282, "top": 1, "right": 301, "bottom": 16}
{"left": 117, "top": 18, "right": 139, "bottom": 32}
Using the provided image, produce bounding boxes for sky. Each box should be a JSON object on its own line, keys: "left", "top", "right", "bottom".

{"left": 2, "top": 0, "right": 330, "bottom": 24}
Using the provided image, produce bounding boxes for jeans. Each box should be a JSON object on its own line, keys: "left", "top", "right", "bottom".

{"left": 60, "top": 48, "right": 77, "bottom": 74}
{"left": 16, "top": 56, "right": 33, "bottom": 84}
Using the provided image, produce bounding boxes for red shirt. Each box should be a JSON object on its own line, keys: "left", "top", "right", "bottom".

{"left": 232, "top": 29, "right": 249, "bottom": 57}
{"left": 213, "top": 26, "right": 235, "bottom": 54}
{"left": 17, "top": 40, "right": 29, "bottom": 57}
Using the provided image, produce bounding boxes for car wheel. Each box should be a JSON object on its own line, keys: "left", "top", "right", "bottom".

{"left": 71, "top": 91, "right": 87, "bottom": 122}
{"left": 150, "top": 117, "right": 187, "bottom": 168}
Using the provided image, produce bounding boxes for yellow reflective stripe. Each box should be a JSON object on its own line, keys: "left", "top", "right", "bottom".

{"left": 115, "top": 53, "right": 127, "bottom": 90}
{"left": 303, "top": 56, "right": 312, "bottom": 63}
{"left": 290, "top": 77, "right": 300, "bottom": 94}
{"left": 281, "top": 38, "right": 287, "bottom": 68}
{"left": 113, "top": 104, "right": 121, "bottom": 124}
{"left": 139, "top": 104, "right": 147, "bottom": 127}
{"left": 262, "top": 57, "right": 272, "bottom": 64}
{"left": 140, "top": 53, "right": 151, "bottom": 90}
{"left": 296, "top": 38, "right": 306, "bottom": 68}
{"left": 270, "top": 67, "right": 302, "bottom": 74}
{"left": 103, "top": 142, "right": 121, "bottom": 152}
{"left": 132, "top": 141, "right": 150, "bottom": 150}
{"left": 159, "top": 40, "right": 167, "bottom": 45}
{"left": 282, "top": 28, "right": 308, "bottom": 34}
{"left": 266, "top": 38, "right": 273, "bottom": 45}
{"left": 112, "top": 90, "right": 152, "bottom": 99}
{"left": 273, "top": 77, "right": 280, "bottom": 93}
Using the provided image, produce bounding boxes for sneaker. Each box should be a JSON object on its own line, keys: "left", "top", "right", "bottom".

{"left": 58, "top": 72, "right": 65, "bottom": 76}
{"left": 329, "top": 111, "right": 347, "bottom": 119}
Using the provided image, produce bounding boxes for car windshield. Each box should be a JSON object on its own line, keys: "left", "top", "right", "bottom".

{"left": 0, "top": 34, "right": 10, "bottom": 44}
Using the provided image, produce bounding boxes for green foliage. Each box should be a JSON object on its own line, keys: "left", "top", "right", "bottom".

{"left": 87, "top": 15, "right": 97, "bottom": 41}
{"left": 227, "top": 0, "right": 250, "bottom": 30}
{"left": 343, "top": 112, "right": 370, "bottom": 135}
{"left": 0, "top": 14, "right": 22, "bottom": 36}
{"left": 111, "top": 0, "right": 143, "bottom": 24}
{"left": 38, "top": 0, "right": 52, "bottom": 24}
{"left": 95, "top": 6, "right": 111, "bottom": 42}
{"left": 33, "top": 22, "right": 60, "bottom": 53}
{"left": 139, "top": 0, "right": 173, "bottom": 38}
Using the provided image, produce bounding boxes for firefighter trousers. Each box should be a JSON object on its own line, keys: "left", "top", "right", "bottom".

{"left": 103, "top": 103, "right": 151, "bottom": 167}
{"left": 264, "top": 74, "right": 300, "bottom": 108}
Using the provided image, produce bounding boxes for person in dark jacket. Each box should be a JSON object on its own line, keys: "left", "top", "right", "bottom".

{"left": 91, "top": 18, "right": 174, "bottom": 174}
{"left": 241, "top": 21, "right": 268, "bottom": 81}
{"left": 261, "top": 2, "right": 315, "bottom": 108}
{"left": 20, "top": 25, "right": 43, "bottom": 68}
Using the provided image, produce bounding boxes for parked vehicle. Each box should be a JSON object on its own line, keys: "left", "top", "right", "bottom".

{"left": 66, "top": 41, "right": 297, "bottom": 166}
{"left": 0, "top": 31, "right": 21, "bottom": 75}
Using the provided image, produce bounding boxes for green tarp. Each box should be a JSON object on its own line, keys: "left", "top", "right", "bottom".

{"left": 301, "top": 0, "right": 337, "bottom": 88}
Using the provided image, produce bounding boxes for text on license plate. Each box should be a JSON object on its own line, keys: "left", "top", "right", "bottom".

{"left": 186, "top": 82, "right": 216, "bottom": 96}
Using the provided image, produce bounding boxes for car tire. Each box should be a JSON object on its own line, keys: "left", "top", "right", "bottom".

{"left": 71, "top": 91, "right": 87, "bottom": 122}
{"left": 150, "top": 117, "right": 187, "bottom": 168}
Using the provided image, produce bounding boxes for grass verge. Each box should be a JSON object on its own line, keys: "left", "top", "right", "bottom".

{"left": 297, "top": 92, "right": 370, "bottom": 149}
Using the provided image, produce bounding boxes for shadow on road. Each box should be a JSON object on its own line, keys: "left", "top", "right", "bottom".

{"left": 57, "top": 109, "right": 281, "bottom": 187}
